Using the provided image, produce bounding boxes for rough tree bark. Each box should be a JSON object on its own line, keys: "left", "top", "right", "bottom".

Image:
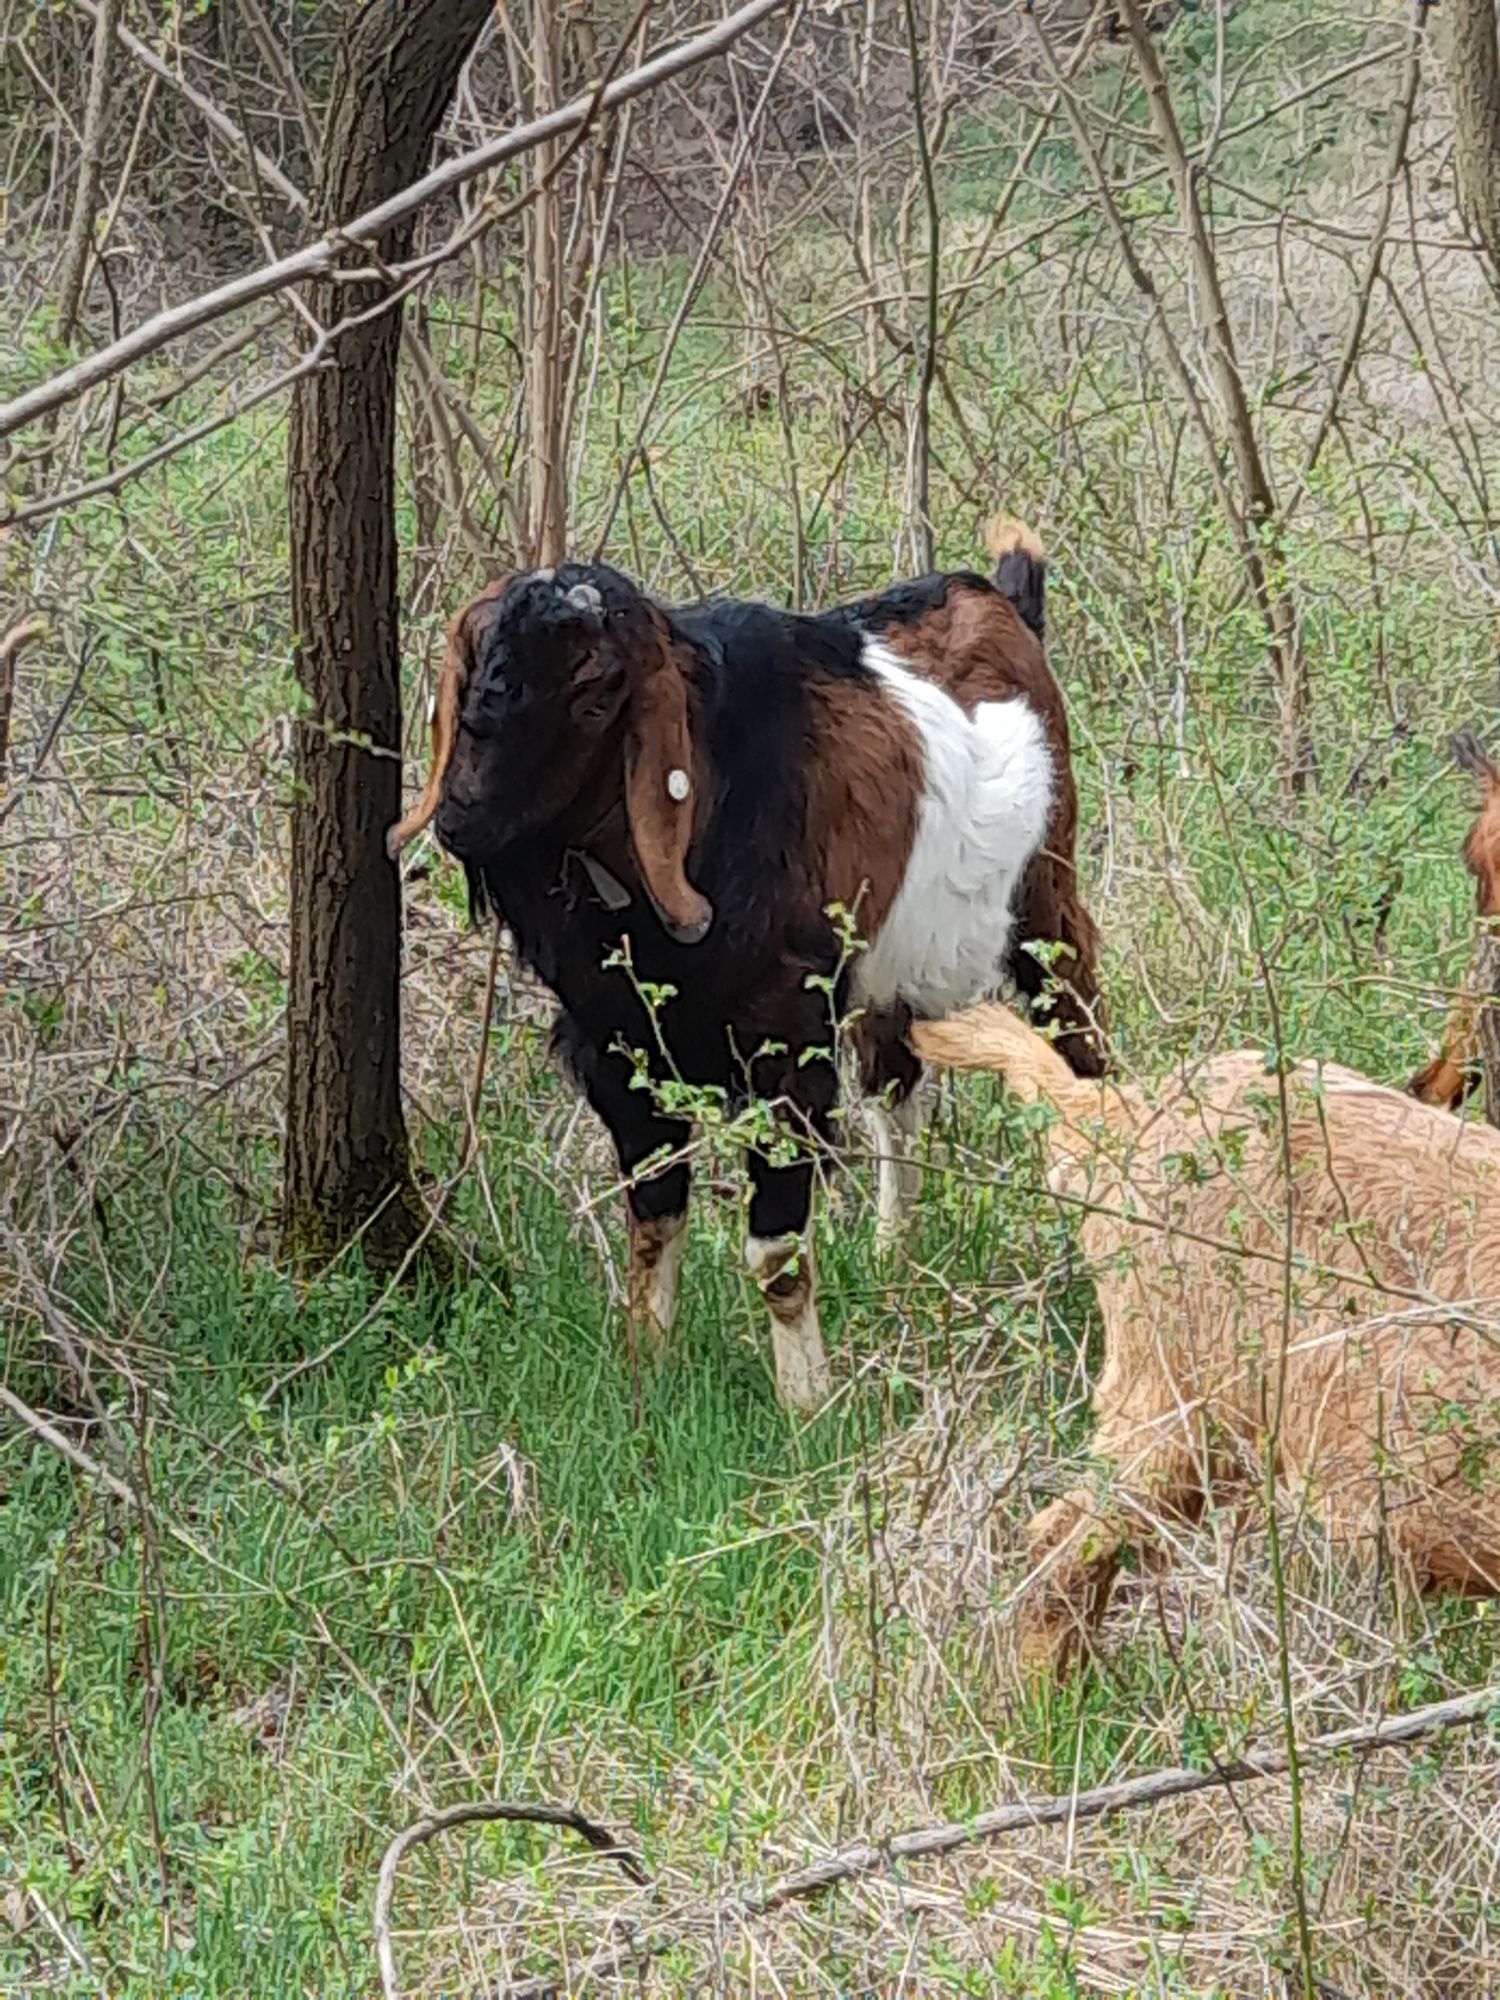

{"left": 55, "top": 0, "right": 125, "bottom": 341}
{"left": 283, "top": 0, "right": 491, "bottom": 1269}
{"left": 1449, "top": 0, "right": 1500, "bottom": 281}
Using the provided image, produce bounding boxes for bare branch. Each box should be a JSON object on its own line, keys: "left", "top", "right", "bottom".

{"left": 1449, "top": 0, "right": 1500, "bottom": 283}
{"left": 1, "top": 0, "right": 796, "bottom": 443}
{"left": 492, "top": 1684, "right": 1500, "bottom": 1998}
{"left": 54, "top": 0, "right": 125, "bottom": 340}
{"left": 374, "top": 1797, "right": 648, "bottom": 2000}
{"left": 67, "top": 0, "right": 309, "bottom": 215}
{"left": 0, "top": 614, "right": 48, "bottom": 782}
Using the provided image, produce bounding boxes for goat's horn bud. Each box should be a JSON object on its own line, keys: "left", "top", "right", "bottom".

{"left": 565, "top": 582, "right": 603, "bottom": 615}
{"left": 666, "top": 767, "right": 690, "bottom": 802}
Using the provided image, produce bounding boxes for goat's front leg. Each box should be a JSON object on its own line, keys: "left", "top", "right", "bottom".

{"left": 626, "top": 1191, "right": 689, "bottom": 1351}
{"left": 565, "top": 1023, "right": 693, "bottom": 1356}
{"left": 745, "top": 1147, "right": 830, "bottom": 1414}
{"left": 1018, "top": 1426, "right": 1205, "bottom": 1680}
{"left": 619, "top": 1122, "right": 692, "bottom": 1353}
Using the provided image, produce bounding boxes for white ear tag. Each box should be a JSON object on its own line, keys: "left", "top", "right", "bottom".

{"left": 666, "top": 767, "right": 690, "bottom": 802}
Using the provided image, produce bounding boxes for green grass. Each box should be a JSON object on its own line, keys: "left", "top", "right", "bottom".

{"left": 0, "top": 1077, "right": 1097, "bottom": 1996}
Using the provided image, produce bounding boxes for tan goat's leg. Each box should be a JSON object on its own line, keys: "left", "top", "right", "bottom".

{"left": 1017, "top": 1491, "right": 1126, "bottom": 1680}
{"left": 1018, "top": 1430, "right": 1203, "bottom": 1680}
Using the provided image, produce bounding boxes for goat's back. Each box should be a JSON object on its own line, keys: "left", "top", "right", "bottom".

{"left": 1060, "top": 1052, "right": 1500, "bottom": 1566}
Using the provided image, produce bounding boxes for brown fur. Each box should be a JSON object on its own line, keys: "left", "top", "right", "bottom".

{"left": 386, "top": 576, "right": 512, "bottom": 860}
{"left": 805, "top": 677, "right": 922, "bottom": 943}
{"left": 1409, "top": 732, "right": 1500, "bottom": 1109}
{"left": 914, "top": 1002, "right": 1500, "bottom": 1677}
{"left": 622, "top": 607, "right": 712, "bottom": 940}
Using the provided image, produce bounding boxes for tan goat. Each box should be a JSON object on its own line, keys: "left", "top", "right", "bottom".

{"left": 912, "top": 1002, "right": 1500, "bottom": 1675}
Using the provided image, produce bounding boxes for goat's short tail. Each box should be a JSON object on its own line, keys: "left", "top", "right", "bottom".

{"left": 911, "top": 1001, "right": 1123, "bottom": 1132}
{"left": 986, "top": 515, "right": 1046, "bottom": 642}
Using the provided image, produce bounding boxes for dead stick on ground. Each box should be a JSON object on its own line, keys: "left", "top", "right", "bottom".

{"left": 374, "top": 1800, "right": 649, "bottom": 2000}
{"left": 371, "top": 1684, "right": 1497, "bottom": 1998}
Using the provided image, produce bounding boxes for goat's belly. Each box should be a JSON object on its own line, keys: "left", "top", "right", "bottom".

{"left": 851, "top": 655, "right": 1054, "bottom": 1018}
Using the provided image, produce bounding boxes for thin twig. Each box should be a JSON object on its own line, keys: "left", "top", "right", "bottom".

{"left": 0, "top": 634, "right": 90, "bottom": 820}
{"left": 591, "top": 0, "right": 807, "bottom": 555}
{"left": 0, "top": 613, "right": 47, "bottom": 782}
{"left": 902, "top": 0, "right": 940, "bottom": 572}
{"left": 67, "top": 0, "right": 308, "bottom": 214}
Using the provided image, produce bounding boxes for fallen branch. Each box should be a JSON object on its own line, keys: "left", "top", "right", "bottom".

{"left": 402, "top": 1684, "right": 1496, "bottom": 1998}
{"left": 374, "top": 1798, "right": 648, "bottom": 2000}
{"left": 0, "top": 0, "right": 792, "bottom": 442}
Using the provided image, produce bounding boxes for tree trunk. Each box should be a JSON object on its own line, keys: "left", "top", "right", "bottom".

{"left": 1449, "top": 0, "right": 1500, "bottom": 281}
{"left": 55, "top": 0, "right": 125, "bottom": 342}
{"left": 523, "top": 1, "right": 569, "bottom": 567}
{"left": 283, "top": 0, "right": 491, "bottom": 1269}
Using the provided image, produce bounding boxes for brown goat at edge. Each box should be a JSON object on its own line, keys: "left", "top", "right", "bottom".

{"left": 1409, "top": 729, "right": 1500, "bottom": 1120}
{"left": 913, "top": 1002, "right": 1500, "bottom": 1677}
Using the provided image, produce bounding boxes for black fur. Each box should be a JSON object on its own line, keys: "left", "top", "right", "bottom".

{"left": 441, "top": 573, "right": 872, "bottom": 1241}
{"left": 432, "top": 553, "right": 1094, "bottom": 1251}
{"left": 832, "top": 569, "right": 997, "bottom": 634}
{"left": 990, "top": 546, "right": 1045, "bottom": 642}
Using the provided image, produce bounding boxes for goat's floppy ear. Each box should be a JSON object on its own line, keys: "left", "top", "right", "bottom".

{"left": 624, "top": 612, "right": 712, "bottom": 944}
{"left": 386, "top": 579, "right": 508, "bottom": 860}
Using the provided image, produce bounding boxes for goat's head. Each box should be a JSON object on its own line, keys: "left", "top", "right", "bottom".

{"left": 386, "top": 563, "right": 712, "bottom": 944}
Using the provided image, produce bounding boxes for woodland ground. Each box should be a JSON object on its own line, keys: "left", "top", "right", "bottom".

{"left": 4, "top": 5, "right": 1500, "bottom": 1995}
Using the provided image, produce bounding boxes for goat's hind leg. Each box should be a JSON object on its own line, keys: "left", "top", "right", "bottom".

{"left": 856, "top": 1009, "right": 926, "bottom": 1256}
{"left": 745, "top": 1147, "right": 831, "bottom": 1415}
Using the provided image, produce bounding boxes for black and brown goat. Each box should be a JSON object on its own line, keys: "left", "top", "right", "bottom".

{"left": 389, "top": 523, "right": 1104, "bottom": 1410}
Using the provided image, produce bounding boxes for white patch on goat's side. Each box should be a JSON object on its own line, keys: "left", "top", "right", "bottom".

{"left": 853, "top": 639, "right": 1054, "bottom": 1017}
